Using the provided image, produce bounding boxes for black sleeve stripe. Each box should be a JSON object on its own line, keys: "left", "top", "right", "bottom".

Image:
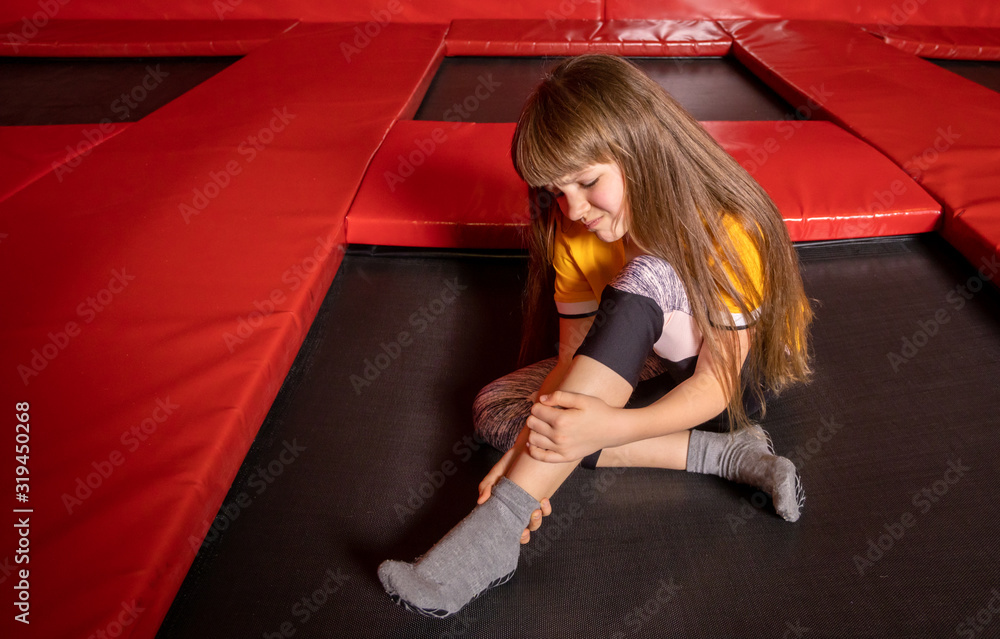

{"left": 557, "top": 310, "right": 599, "bottom": 319}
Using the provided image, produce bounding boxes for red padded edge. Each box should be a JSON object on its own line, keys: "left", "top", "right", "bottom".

{"left": 946, "top": 208, "right": 1000, "bottom": 281}
{"left": 349, "top": 122, "right": 530, "bottom": 248}
{"left": 0, "top": 22, "right": 446, "bottom": 639}
{"left": 605, "top": 0, "right": 1000, "bottom": 27}
{"left": 348, "top": 120, "right": 940, "bottom": 248}
{"left": 704, "top": 121, "right": 940, "bottom": 241}
{"left": 0, "top": 0, "right": 601, "bottom": 23}
{"left": 0, "top": 123, "right": 132, "bottom": 202}
{"left": 0, "top": 19, "right": 297, "bottom": 56}
{"left": 446, "top": 19, "right": 732, "bottom": 56}
{"left": 724, "top": 19, "right": 1000, "bottom": 279}
{"left": 864, "top": 25, "right": 1000, "bottom": 60}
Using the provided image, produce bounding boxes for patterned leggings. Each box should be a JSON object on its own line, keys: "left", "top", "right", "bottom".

{"left": 472, "top": 355, "right": 672, "bottom": 453}
{"left": 472, "top": 255, "right": 759, "bottom": 453}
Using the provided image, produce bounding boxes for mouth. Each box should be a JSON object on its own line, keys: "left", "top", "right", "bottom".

{"left": 583, "top": 218, "right": 601, "bottom": 231}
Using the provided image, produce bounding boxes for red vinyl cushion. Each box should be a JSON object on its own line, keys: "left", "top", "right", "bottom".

{"left": 0, "top": 123, "right": 132, "bottom": 201}
{"left": 347, "top": 119, "right": 940, "bottom": 248}
{"left": 605, "top": 0, "right": 1000, "bottom": 27}
{"left": 0, "top": 0, "right": 600, "bottom": 23}
{"left": 0, "top": 19, "right": 298, "bottom": 56}
{"left": 724, "top": 19, "right": 1000, "bottom": 279}
{"left": 446, "top": 19, "right": 732, "bottom": 56}
{"left": 946, "top": 209, "right": 1000, "bottom": 282}
{"left": 0, "top": 21, "right": 446, "bottom": 639}
{"left": 864, "top": 25, "right": 1000, "bottom": 60}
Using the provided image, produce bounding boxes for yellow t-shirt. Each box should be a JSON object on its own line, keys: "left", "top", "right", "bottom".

{"left": 551, "top": 215, "right": 625, "bottom": 318}
{"left": 552, "top": 214, "right": 763, "bottom": 326}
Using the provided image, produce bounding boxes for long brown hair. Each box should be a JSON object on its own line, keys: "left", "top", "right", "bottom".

{"left": 511, "top": 53, "right": 812, "bottom": 431}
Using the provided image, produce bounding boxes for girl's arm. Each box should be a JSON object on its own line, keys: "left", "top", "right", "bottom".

{"left": 533, "top": 315, "right": 596, "bottom": 400}
{"left": 524, "top": 327, "right": 751, "bottom": 463}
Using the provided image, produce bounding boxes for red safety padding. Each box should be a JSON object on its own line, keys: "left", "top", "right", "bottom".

{"left": 864, "top": 25, "right": 1000, "bottom": 60}
{"left": 0, "top": 0, "right": 600, "bottom": 23}
{"left": 446, "top": 19, "right": 732, "bottom": 56}
{"left": 349, "top": 122, "right": 530, "bottom": 248}
{"left": 0, "top": 21, "right": 446, "bottom": 639}
{"left": 347, "top": 119, "right": 940, "bottom": 249}
{"left": 946, "top": 208, "right": 1000, "bottom": 283}
{"left": 0, "top": 19, "right": 298, "bottom": 56}
{"left": 703, "top": 121, "right": 940, "bottom": 241}
{"left": 0, "top": 123, "right": 132, "bottom": 202}
{"left": 605, "top": 0, "right": 1000, "bottom": 27}
{"left": 724, "top": 19, "right": 1000, "bottom": 280}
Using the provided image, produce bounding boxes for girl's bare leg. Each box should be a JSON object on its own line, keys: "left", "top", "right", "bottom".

{"left": 597, "top": 431, "right": 692, "bottom": 470}
{"left": 505, "top": 355, "right": 632, "bottom": 500}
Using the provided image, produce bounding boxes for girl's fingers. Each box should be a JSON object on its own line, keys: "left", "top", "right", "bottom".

{"left": 527, "top": 509, "right": 543, "bottom": 532}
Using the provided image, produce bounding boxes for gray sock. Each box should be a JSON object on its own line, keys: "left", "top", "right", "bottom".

{"left": 687, "top": 426, "right": 803, "bottom": 522}
{"left": 378, "top": 476, "right": 540, "bottom": 617}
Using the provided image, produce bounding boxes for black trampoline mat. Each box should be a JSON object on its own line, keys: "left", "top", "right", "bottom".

{"left": 414, "top": 56, "right": 804, "bottom": 123}
{"left": 930, "top": 59, "right": 1000, "bottom": 94}
{"left": 0, "top": 56, "right": 240, "bottom": 125}
{"left": 158, "top": 236, "right": 1000, "bottom": 639}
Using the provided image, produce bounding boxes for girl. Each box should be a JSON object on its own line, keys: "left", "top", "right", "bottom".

{"left": 379, "top": 53, "right": 813, "bottom": 618}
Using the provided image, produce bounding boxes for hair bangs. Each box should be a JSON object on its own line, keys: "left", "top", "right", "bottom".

{"left": 513, "top": 84, "right": 613, "bottom": 188}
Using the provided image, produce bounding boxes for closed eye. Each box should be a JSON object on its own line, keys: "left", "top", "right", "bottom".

{"left": 582, "top": 177, "right": 599, "bottom": 188}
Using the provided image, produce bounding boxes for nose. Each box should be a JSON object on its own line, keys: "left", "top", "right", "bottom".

{"left": 561, "top": 191, "right": 589, "bottom": 221}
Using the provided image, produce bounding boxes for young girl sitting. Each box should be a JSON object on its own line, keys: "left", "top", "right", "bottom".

{"left": 379, "top": 53, "right": 813, "bottom": 618}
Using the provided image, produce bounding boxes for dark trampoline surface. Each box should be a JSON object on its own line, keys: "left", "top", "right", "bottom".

{"left": 414, "top": 56, "right": 804, "bottom": 122}
{"left": 930, "top": 59, "right": 1000, "bottom": 94}
{"left": 158, "top": 235, "right": 1000, "bottom": 639}
{"left": 0, "top": 56, "right": 240, "bottom": 125}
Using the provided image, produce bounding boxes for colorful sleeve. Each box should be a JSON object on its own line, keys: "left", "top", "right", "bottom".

{"left": 552, "top": 224, "right": 600, "bottom": 318}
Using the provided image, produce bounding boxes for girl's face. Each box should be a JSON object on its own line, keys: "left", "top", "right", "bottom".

{"left": 547, "top": 162, "right": 628, "bottom": 243}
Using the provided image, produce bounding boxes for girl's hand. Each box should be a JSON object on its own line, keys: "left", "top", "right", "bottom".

{"left": 478, "top": 447, "right": 552, "bottom": 544}
{"left": 526, "top": 391, "right": 624, "bottom": 463}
